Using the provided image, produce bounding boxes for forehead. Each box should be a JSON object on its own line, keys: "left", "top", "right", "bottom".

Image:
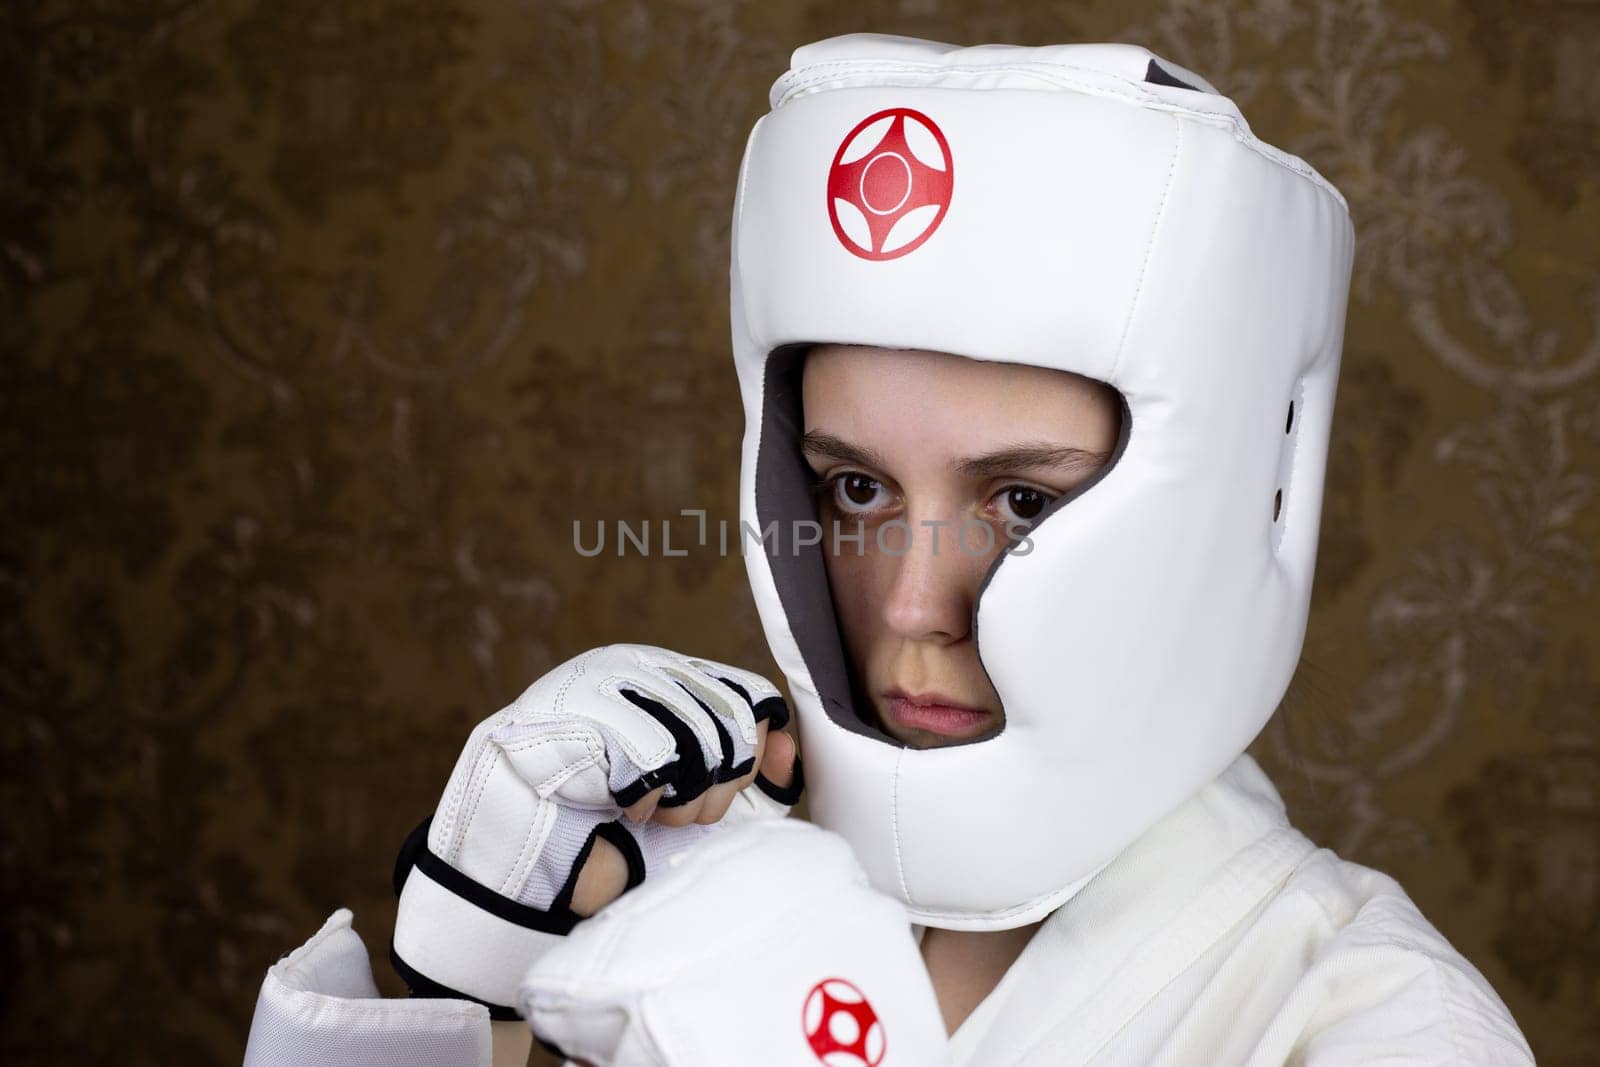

{"left": 800, "top": 344, "right": 1113, "bottom": 442}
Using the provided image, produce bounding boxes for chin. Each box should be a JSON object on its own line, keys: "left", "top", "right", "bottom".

{"left": 895, "top": 724, "right": 1001, "bottom": 749}
{"left": 891, "top": 726, "right": 963, "bottom": 750}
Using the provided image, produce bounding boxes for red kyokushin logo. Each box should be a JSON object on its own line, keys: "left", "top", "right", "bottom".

{"left": 803, "top": 978, "right": 885, "bottom": 1066}
{"left": 826, "top": 107, "right": 954, "bottom": 261}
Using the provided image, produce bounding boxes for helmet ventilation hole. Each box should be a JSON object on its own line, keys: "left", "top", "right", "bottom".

{"left": 1272, "top": 489, "right": 1283, "bottom": 522}
{"left": 1285, "top": 400, "right": 1295, "bottom": 434}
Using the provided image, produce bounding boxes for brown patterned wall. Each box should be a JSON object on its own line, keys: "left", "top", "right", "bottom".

{"left": 3, "top": 1, "right": 1596, "bottom": 1063}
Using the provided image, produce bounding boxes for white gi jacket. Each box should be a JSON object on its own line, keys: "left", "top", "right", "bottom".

{"left": 943, "top": 755, "right": 1534, "bottom": 1066}
{"left": 247, "top": 754, "right": 1534, "bottom": 1066}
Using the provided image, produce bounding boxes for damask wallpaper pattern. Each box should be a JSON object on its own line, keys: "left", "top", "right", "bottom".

{"left": 2, "top": 1, "right": 1595, "bottom": 1063}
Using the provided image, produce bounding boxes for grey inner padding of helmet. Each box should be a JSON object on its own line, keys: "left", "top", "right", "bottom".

{"left": 754, "top": 343, "right": 1134, "bottom": 749}
{"left": 1143, "top": 58, "right": 1203, "bottom": 93}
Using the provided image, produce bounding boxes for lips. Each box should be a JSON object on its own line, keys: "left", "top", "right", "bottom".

{"left": 883, "top": 689, "right": 997, "bottom": 740}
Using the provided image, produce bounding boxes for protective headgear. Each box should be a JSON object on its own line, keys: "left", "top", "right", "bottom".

{"left": 731, "top": 34, "right": 1354, "bottom": 929}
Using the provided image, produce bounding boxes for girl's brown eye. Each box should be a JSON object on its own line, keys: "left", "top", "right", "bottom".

{"left": 1000, "top": 486, "right": 1049, "bottom": 523}
{"left": 841, "top": 473, "right": 881, "bottom": 507}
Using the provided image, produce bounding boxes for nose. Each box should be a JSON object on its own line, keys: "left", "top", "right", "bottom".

{"left": 881, "top": 517, "right": 982, "bottom": 644}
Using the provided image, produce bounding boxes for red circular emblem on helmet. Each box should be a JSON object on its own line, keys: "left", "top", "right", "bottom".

{"left": 802, "top": 978, "right": 885, "bottom": 1066}
{"left": 826, "top": 108, "right": 953, "bottom": 261}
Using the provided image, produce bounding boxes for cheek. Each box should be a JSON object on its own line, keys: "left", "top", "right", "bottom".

{"left": 821, "top": 543, "right": 891, "bottom": 661}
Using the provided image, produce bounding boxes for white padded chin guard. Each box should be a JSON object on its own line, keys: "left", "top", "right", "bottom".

{"left": 731, "top": 34, "right": 1354, "bottom": 929}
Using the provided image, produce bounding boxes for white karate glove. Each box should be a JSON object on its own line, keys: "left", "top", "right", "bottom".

{"left": 391, "top": 644, "right": 798, "bottom": 1018}
{"left": 242, "top": 909, "right": 493, "bottom": 1067}
{"left": 520, "top": 819, "right": 952, "bottom": 1067}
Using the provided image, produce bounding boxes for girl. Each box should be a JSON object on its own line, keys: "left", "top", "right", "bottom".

{"left": 245, "top": 33, "right": 1533, "bottom": 1067}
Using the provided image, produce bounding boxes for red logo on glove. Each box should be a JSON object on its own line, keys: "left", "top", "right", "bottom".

{"left": 803, "top": 978, "right": 885, "bottom": 1066}
{"left": 826, "top": 108, "right": 953, "bottom": 261}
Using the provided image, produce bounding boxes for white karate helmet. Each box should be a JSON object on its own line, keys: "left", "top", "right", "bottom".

{"left": 730, "top": 34, "right": 1354, "bottom": 930}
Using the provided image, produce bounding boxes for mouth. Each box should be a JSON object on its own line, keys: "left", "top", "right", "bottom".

{"left": 882, "top": 688, "right": 998, "bottom": 741}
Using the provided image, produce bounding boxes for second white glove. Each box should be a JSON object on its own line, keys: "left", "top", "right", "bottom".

{"left": 520, "top": 819, "right": 952, "bottom": 1067}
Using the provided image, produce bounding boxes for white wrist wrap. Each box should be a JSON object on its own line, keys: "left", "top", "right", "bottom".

{"left": 391, "top": 850, "right": 571, "bottom": 1015}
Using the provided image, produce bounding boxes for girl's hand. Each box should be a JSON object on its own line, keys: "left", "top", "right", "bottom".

{"left": 392, "top": 644, "right": 798, "bottom": 1017}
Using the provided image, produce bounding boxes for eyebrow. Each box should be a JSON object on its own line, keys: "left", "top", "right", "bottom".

{"left": 800, "top": 431, "right": 1111, "bottom": 477}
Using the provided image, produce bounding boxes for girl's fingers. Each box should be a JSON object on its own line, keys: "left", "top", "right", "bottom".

{"left": 651, "top": 792, "right": 708, "bottom": 827}
{"left": 690, "top": 721, "right": 773, "bottom": 824}
{"left": 622, "top": 785, "right": 667, "bottom": 824}
{"left": 571, "top": 835, "right": 631, "bottom": 916}
{"left": 695, "top": 779, "right": 742, "bottom": 823}
{"left": 760, "top": 728, "right": 798, "bottom": 788}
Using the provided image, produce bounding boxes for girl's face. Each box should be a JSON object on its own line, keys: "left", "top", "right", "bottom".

{"left": 801, "top": 344, "right": 1121, "bottom": 748}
